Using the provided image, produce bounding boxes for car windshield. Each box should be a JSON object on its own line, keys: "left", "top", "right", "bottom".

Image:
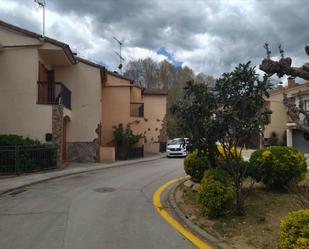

{"left": 170, "top": 139, "right": 185, "bottom": 145}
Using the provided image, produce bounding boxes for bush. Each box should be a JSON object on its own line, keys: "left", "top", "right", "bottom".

{"left": 113, "top": 124, "right": 142, "bottom": 147}
{"left": 268, "top": 131, "right": 279, "bottom": 146}
{"left": 249, "top": 146, "right": 307, "bottom": 189}
{"left": 217, "top": 145, "right": 242, "bottom": 158}
{"left": 0, "top": 134, "right": 39, "bottom": 146}
{"left": 294, "top": 238, "right": 309, "bottom": 249}
{"left": 197, "top": 168, "right": 235, "bottom": 218}
{"left": 184, "top": 150, "right": 209, "bottom": 182}
{"left": 278, "top": 209, "right": 309, "bottom": 249}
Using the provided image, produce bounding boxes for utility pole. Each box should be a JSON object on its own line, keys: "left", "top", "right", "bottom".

{"left": 113, "top": 36, "right": 125, "bottom": 74}
{"left": 35, "top": 0, "right": 46, "bottom": 37}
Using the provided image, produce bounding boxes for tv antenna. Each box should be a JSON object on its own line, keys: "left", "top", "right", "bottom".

{"left": 34, "top": 0, "right": 46, "bottom": 37}
{"left": 113, "top": 36, "right": 125, "bottom": 73}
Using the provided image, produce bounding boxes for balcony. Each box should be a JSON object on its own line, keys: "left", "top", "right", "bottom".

{"left": 37, "top": 81, "right": 71, "bottom": 109}
{"left": 130, "top": 102, "right": 144, "bottom": 117}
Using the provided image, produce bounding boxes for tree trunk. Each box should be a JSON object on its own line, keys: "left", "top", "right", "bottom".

{"left": 235, "top": 185, "right": 245, "bottom": 216}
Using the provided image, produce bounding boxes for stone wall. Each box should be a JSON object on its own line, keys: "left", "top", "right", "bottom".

{"left": 52, "top": 105, "right": 64, "bottom": 168}
{"left": 67, "top": 142, "right": 97, "bottom": 162}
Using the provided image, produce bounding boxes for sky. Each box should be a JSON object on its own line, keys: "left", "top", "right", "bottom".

{"left": 0, "top": 0, "right": 308, "bottom": 82}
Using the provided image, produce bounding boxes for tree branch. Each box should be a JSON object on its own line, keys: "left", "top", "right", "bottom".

{"left": 283, "top": 92, "right": 309, "bottom": 133}
{"left": 259, "top": 44, "right": 309, "bottom": 81}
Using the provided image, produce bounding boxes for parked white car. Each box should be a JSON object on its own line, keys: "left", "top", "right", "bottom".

{"left": 166, "top": 138, "right": 189, "bottom": 157}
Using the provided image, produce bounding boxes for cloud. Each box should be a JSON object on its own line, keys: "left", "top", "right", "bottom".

{"left": 0, "top": 0, "right": 308, "bottom": 81}
{"left": 157, "top": 47, "right": 183, "bottom": 67}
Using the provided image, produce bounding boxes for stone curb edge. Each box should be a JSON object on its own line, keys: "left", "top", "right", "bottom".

{"left": 167, "top": 179, "right": 233, "bottom": 249}
{"left": 0, "top": 155, "right": 166, "bottom": 196}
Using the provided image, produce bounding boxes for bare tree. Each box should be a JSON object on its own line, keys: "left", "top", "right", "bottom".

{"left": 260, "top": 44, "right": 309, "bottom": 134}
{"left": 283, "top": 91, "right": 309, "bottom": 133}
{"left": 260, "top": 44, "right": 309, "bottom": 81}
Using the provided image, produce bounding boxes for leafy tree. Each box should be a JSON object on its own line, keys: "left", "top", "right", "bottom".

{"left": 172, "top": 62, "right": 272, "bottom": 215}
{"left": 171, "top": 81, "right": 219, "bottom": 167}
{"left": 215, "top": 62, "right": 271, "bottom": 215}
{"left": 195, "top": 73, "right": 216, "bottom": 88}
{"left": 124, "top": 58, "right": 213, "bottom": 138}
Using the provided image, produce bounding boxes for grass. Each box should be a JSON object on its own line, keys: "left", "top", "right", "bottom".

{"left": 176, "top": 183, "right": 307, "bottom": 249}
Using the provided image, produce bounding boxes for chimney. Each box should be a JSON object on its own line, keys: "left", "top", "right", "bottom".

{"left": 287, "top": 77, "right": 295, "bottom": 89}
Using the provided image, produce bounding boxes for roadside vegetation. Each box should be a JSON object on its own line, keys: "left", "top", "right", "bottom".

{"left": 171, "top": 62, "right": 309, "bottom": 248}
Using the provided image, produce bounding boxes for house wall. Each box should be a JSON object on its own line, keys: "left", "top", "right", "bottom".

{"left": 142, "top": 95, "right": 167, "bottom": 144}
{"left": 101, "top": 86, "right": 131, "bottom": 146}
{"left": 55, "top": 62, "right": 101, "bottom": 142}
{"left": 130, "top": 87, "right": 142, "bottom": 102}
{"left": 265, "top": 83, "right": 309, "bottom": 147}
{"left": 101, "top": 73, "right": 168, "bottom": 156}
{"left": 106, "top": 73, "right": 131, "bottom": 86}
{"left": 0, "top": 28, "right": 52, "bottom": 142}
{"left": 264, "top": 100, "right": 287, "bottom": 140}
{"left": 0, "top": 26, "right": 41, "bottom": 45}
{"left": 55, "top": 62, "right": 101, "bottom": 162}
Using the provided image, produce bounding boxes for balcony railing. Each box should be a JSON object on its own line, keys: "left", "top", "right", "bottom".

{"left": 37, "top": 81, "right": 71, "bottom": 109}
{"left": 130, "top": 102, "right": 144, "bottom": 117}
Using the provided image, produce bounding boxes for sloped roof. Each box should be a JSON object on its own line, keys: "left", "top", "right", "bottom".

{"left": 142, "top": 88, "right": 168, "bottom": 96}
{"left": 0, "top": 20, "right": 76, "bottom": 64}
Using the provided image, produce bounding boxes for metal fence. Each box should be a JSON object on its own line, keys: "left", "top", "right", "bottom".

{"left": 0, "top": 145, "right": 57, "bottom": 174}
{"left": 115, "top": 146, "right": 144, "bottom": 160}
{"left": 159, "top": 142, "right": 167, "bottom": 153}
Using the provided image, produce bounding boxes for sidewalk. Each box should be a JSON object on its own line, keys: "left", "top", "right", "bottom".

{"left": 0, "top": 153, "right": 166, "bottom": 195}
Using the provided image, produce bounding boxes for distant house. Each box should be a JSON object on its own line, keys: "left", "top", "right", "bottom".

{"left": 264, "top": 77, "right": 309, "bottom": 153}
{"left": 100, "top": 69, "right": 167, "bottom": 161}
{"left": 0, "top": 20, "right": 167, "bottom": 166}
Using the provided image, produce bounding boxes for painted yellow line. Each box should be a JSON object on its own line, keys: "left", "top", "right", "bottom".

{"left": 153, "top": 177, "right": 212, "bottom": 249}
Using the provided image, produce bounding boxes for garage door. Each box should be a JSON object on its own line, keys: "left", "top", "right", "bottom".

{"left": 292, "top": 130, "right": 309, "bottom": 153}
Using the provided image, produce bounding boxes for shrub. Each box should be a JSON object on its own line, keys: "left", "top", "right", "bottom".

{"left": 278, "top": 209, "right": 309, "bottom": 249}
{"left": 294, "top": 238, "right": 309, "bottom": 249}
{"left": 197, "top": 168, "right": 235, "bottom": 218}
{"left": 0, "top": 134, "right": 39, "bottom": 146}
{"left": 268, "top": 131, "right": 279, "bottom": 146}
{"left": 216, "top": 145, "right": 243, "bottom": 167}
{"left": 217, "top": 145, "right": 242, "bottom": 159}
{"left": 249, "top": 146, "right": 307, "bottom": 189}
{"left": 184, "top": 150, "right": 209, "bottom": 182}
{"left": 113, "top": 124, "right": 142, "bottom": 147}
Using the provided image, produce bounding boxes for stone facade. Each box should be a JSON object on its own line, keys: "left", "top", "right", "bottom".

{"left": 52, "top": 105, "right": 64, "bottom": 168}
{"left": 158, "top": 115, "right": 168, "bottom": 142}
{"left": 67, "top": 142, "right": 97, "bottom": 162}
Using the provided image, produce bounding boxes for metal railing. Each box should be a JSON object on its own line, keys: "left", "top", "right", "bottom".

{"left": 37, "top": 81, "right": 71, "bottom": 109}
{"left": 115, "top": 146, "right": 144, "bottom": 160}
{"left": 159, "top": 142, "right": 167, "bottom": 152}
{"left": 0, "top": 145, "right": 57, "bottom": 174}
{"left": 130, "top": 102, "right": 144, "bottom": 117}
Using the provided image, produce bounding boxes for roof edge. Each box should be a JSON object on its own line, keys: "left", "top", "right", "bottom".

{"left": 0, "top": 20, "right": 76, "bottom": 64}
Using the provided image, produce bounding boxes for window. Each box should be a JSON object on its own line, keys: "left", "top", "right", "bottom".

{"left": 304, "top": 100, "right": 309, "bottom": 111}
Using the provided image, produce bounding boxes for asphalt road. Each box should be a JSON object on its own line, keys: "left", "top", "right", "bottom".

{"left": 0, "top": 158, "right": 196, "bottom": 249}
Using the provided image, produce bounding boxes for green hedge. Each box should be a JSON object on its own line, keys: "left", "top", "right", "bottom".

{"left": 184, "top": 150, "right": 209, "bottom": 182}
{"left": 278, "top": 209, "right": 309, "bottom": 249}
{"left": 0, "top": 134, "right": 40, "bottom": 146}
{"left": 197, "top": 168, "right": 235, "bottom": 218}
{"left": 249, "top": 146, "right": 307, "bottom": 189}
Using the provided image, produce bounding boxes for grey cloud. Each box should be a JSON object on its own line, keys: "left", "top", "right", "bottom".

{"left": 1, "top": 0, "right": 308, "bottom": 79}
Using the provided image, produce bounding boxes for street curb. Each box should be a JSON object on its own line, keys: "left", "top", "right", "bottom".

{"left": 0, "top": 154, "right": 166, "bottom": 196}
{"left": 167, "top": 179, "right": 233, "bottom": 249}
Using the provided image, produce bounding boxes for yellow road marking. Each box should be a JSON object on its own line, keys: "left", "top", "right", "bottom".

{"left": 153, "top": 177, "right": 212, "bottom": 249}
